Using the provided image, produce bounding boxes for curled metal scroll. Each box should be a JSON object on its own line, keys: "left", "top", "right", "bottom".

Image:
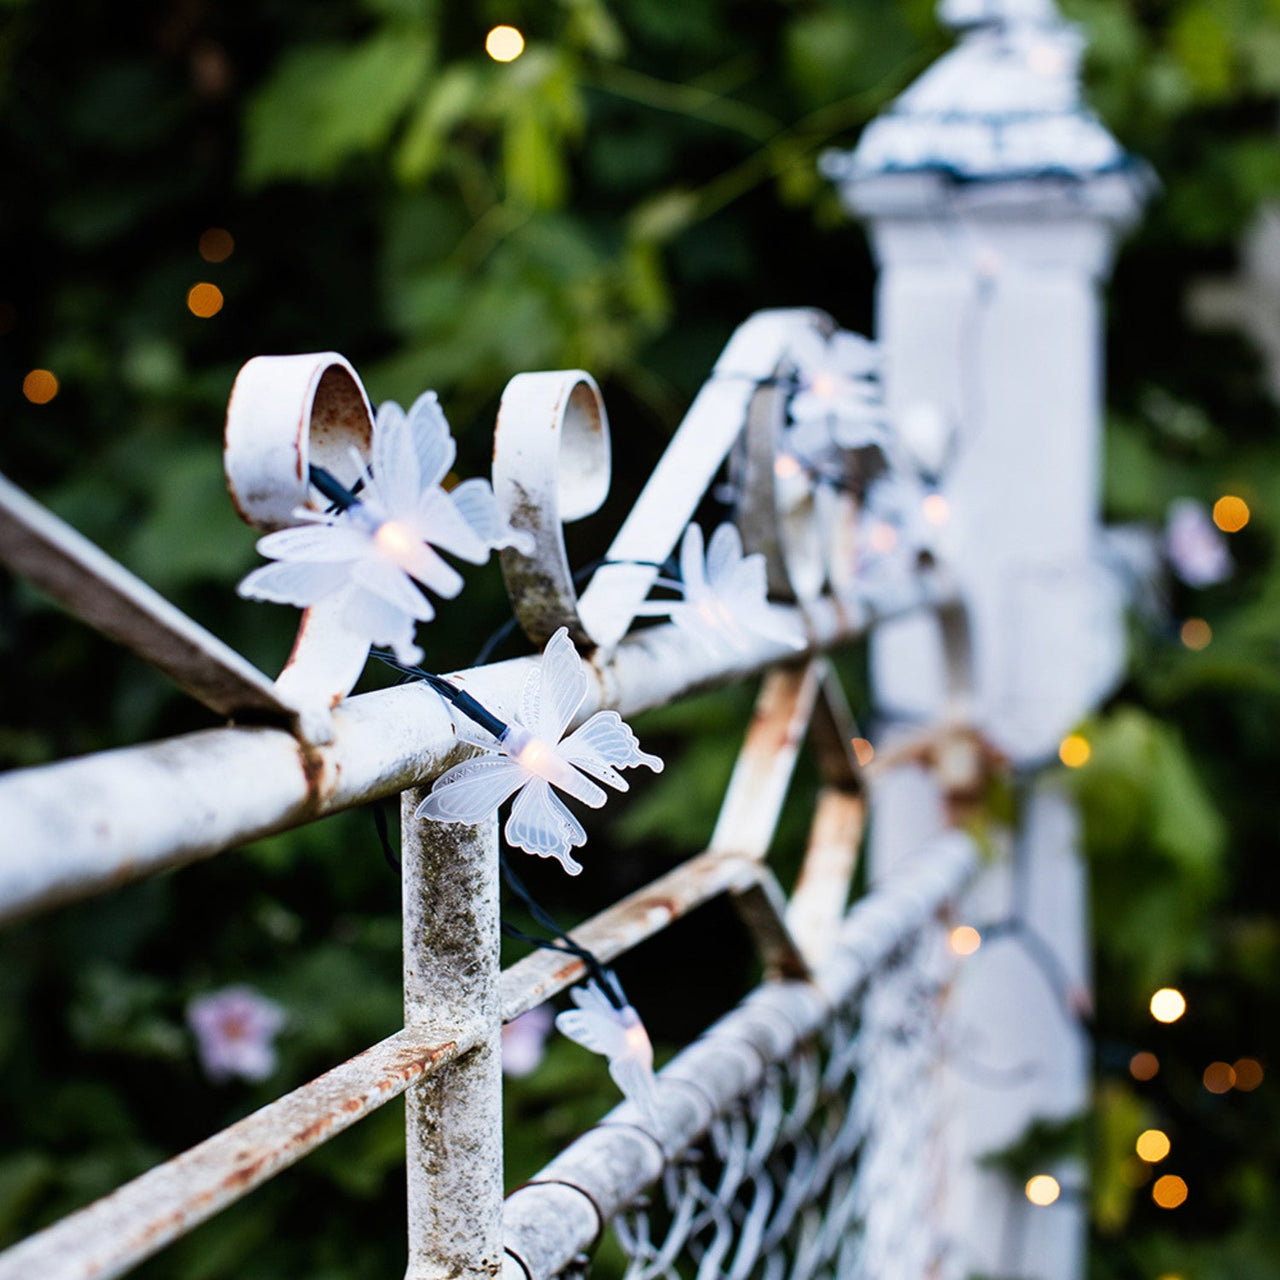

{"left": 492, "top": 371, "right": 612, "bottom": 648}
{"left": 224, "top": 353, "right": 379, "bottom": 743}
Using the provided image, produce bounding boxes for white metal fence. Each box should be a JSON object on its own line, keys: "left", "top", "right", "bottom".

{"left": 0, "top": 4, "right": 1147, "bottom": 1277}
{"left": 0, "top": 302, "right": 979, "bottom": 1280}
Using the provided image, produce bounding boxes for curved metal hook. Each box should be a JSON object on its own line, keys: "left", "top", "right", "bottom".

{"left": 224, "top": 352, "right": 379, "bottom": 743}
{"left": 492, "top": 371, "right": 612, "bottom": 648}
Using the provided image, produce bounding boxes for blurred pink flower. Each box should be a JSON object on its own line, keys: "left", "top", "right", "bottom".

{"left": 1165, "top": 498, "right": 1232, "bottom": 588}
{"left": 502, "top": 1005, "right": 554, "bottom": 1078}
{"left": 187, "top": 985, "right": 285, "bottom": 1084}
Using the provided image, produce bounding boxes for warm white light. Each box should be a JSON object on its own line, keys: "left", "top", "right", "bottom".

{"left": 374, "top": 519, "right": 419, "bottom": 564}
{"left": 922, "top": 493, "right": 949, "bottom": 526}
{"left": 1150, "top": 988, "right": 1186, "bottom": 1024}
{"left": 1136, "top": 1129, "right": 1171, "bottom": 1163}
{"left": 775, "top": 453, "right": 803, "bottom": 480}
{"left": 868, "top": 522, "right": 898, "bottom": 554}
{"left": 1025, "top": 1174, "right": 1060, "bottom": 1206}
{"left": 949, "top": 925, "right": 982, "bottom": 957}
{"left": 485, "top": 25, "right": 525, "bottom": 62}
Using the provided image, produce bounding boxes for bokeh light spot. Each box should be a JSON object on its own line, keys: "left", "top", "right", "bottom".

{"left": 1180, "top": 618, "right": 1212, "bottom": 650}
{"left": 1058, "top": 734, "right": 1090, "bottom": 768}
{"left": 485, "top": 25, "right": 525, "bottom": 62}
{"left": 851, "top": 737, "right": 875, "bottom": 767}
{"left": 1135, "top": 1129, "right": 1171, "bottom": 1163}
{"left": 1152, "top": 1174, "right": 1188, "bottom": 1209}
{"left": 187, "top": 282, "right": 224, "bottom": 318}
{"left": 1129, "top": 1051, "right": 1160, "bottom": 1081}
{"left": 199, "top": 227, "right": 235, "bottom": 263}
{"left": 22, "top": 369, "right": 58, "bottom": 404}
{"left": 1233, "top": 1057, "right": 1264, "bottom": 1091}
{"left": 1203, "top": 1061, "right": 1235, "bottom": 1094}
{"left": 922, "top": 493, "right": 949, "bottom": 525}
{"left": 949, "top": 925, "right": 982, "bottom": 957}
{"left": 1150, "top": 988, "right": 1186, "bottom": 1024}
{"left": 1025, "top": 1174, "right": 1060, "bottom": 1206}
{"left": 1213, "top": 494, "right": 1250, "bottom": 533}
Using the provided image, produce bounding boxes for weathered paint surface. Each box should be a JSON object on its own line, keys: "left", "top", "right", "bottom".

{"left": 0, "top": 1028, "right": 464, "bottom": 1280}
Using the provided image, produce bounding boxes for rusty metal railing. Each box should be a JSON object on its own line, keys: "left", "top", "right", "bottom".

{"left": 0, "top": 307, "right": 976, "bottom": 1280}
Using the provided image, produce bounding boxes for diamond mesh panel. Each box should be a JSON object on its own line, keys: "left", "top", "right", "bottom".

{"left": 602, "top": 918, "right": 957, "bottom": 1280}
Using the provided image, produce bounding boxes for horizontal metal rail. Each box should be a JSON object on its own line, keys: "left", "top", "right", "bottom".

{"left": 0, "top": 1028, "right": 469, "bottom": 1280}
{"left": 0, "top": 576, "right": 956, "bottom": 926}
{"left": 502, "top": 830, "right": 977, "bottom": 1280}
{"left": 0, "top": 820, "right": 964, "bottom": 1280}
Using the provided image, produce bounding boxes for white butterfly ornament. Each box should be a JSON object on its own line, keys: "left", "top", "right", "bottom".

{"left": 634, "top": 523, "right": 805, "bottom": 658}
{"left": 238, "top": 392, "right": 531, "bottom": 665}
{"left": 416, "top": 628, "right": 663, "bottom": 874}
{"left": 555, "top": 978, "right": 660, "bottom": 1126}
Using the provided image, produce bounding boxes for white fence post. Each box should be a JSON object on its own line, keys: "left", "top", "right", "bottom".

{"left": 401, "top": 797, "right": 504, "bottom": 1280}
{"left": 826, "top": 2, "right": 1150, "bottom": 1277}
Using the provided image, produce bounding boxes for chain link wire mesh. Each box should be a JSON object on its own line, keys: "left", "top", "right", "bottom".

{"left": 596, "top": 914, "right": 959, "bottom": 1280}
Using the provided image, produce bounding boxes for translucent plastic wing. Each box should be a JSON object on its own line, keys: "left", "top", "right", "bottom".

{"left": 373, "top": 394, "right": 455, "bottom": 515}
{"left": 704, "top": 522, "right": 744, "bottom": 589}
{"left": 560, "top": 711, "right": 663, "bottom": 791}
{"left": 415, "top": 755, "right": 528, "bottom": 824}
{"left": 610, "top": 1051, "right": 660, "bottom": 1127}
{"left": 341, "top": 587, "right": 425, "bottom": 665}
{"left": 254, "top": 522, "right": 371, "bottom": 563}
{"left": 412, "top": 487, "right": 491, "bottom": 566}
{"left": 679, "top": 522, "right": 708, "bottom": 597}
{"left": 386, "top": 529, "right": 467, "bottom": 597}
{"left": 449, "top": 478, "right": 535, "bottom": 555}
{"left": 238, "top": 560, "right": 352, "bottom": 607}
{"left": 532, "top": 627, "right": 590, "bottom": 744}
{"left": 554, "top": 1009, "right": 619, "bottom": 1059}
{"left": 829, "top": 329, "right": 878, "bottom": 377}
{"left": 348, "top": 556, "right": 437, "bottom": 618}
{"left": 505, "top": 779, "right": 587, "bottom": 874}
{"left": 404, "top": 392, "right": 458, "bottom": 493}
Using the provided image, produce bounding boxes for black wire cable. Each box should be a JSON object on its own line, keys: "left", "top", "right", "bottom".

{"left": 308, "top": 463, "right": 362, "bottom": 512}
{"left": 500, "top": 851, "right": 626, "bottom": 1009}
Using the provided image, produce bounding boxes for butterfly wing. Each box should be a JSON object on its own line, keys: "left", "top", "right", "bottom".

{"left": 505, "top": 779, "right": 586, "bottom": 874}
{"left": 415, "top": 756, "right": 527, "bottom": 823}
{"left": 560, "top": 711, "right": 663, "bottom": 791}
{"left": 534, "top": 627, "right": 589, "bottom": 744}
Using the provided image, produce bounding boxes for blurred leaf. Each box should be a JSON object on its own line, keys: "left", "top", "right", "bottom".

{"left": 243, "top": 33, "right": 432, "bottom": 186}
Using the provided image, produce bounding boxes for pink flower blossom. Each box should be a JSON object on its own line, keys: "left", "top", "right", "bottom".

{"left": 1165, "top": 498, "right": 1232, "bottom": 588}
{"left": 502, "top": 1005, "right": 554, "bottom": 1077}
{"left": 187, "top": 986, "right": 285, "bottom": 1084}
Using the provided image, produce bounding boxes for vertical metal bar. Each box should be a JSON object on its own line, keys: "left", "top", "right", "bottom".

{"left": 401, "top": 791, "right": 504, "bottom": 1280}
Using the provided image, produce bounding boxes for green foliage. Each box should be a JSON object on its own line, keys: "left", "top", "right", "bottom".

{"left": 3, "top": 0, "right": 1280, "bottom": 1276}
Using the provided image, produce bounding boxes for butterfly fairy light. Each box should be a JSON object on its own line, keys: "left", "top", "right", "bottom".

{"left": 555, "top": 973, "right": 660, "bottom": 1126}
{"left": 416, "top": 628, "right": 663, "bottom": 874}
{"left": 238, "top": 392, "right": 531, "bottom": 664}
{"left": 633, "top": 522, "right": 805, "bottom": 658}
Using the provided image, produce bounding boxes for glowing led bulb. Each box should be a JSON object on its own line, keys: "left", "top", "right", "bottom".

{"left": 187, "top": 282, "right": 224, "bottom": 317}
{"left": 485, "top": 25, "right": 525, "bottom": 62}
{"left": 1135, "top": 1129, "right": 1170, "bottom": 1163}
{"left": 1025, "top": 1174, "right": 1060, "bottom": 1206}
{"left": 373, "top": 518, "right": 419, "bottom": 564}
{"left": 22, "top": 369, "right": 58, "bottom": 404}
{"left": 1149, "top": 988, "right": 1186, "bottom": 1024}
{"left": 922, "top": 493, "right": 950, "bottom": 525}
{"left": 1212, "top": 495, "right": 1250, "bottom": 533}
